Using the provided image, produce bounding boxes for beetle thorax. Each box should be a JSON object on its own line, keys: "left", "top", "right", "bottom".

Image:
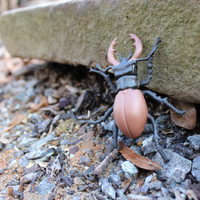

{"left": 112, "top": 59, "right": 138, "bottom": 79}
{"left": 112, "top": 59, "right": 139, "bottom": 92}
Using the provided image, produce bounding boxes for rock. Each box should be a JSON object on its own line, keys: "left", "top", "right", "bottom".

{"left": 35, "top": 118, "right": 52, "bottom": 134}
{"left": 168, "top": 143, "right": 193, "bottom": 159}
{"left": 127, "top": 194, "right": 153, "bottom": 200}
{"left": 26, "top": 134, "right": 56, "bottom": 159}
{"left": 72, "top": 196, "right": 80, "bottom": 200}
{"left": 130, "top": 145, "right": 142, "bottom": 156}
{"left": 19, "top": 138, "right": 38, "bottom": 148}
{"left": 142, "top": 135, "right": 153, "bottom": 147}
{"left": 83, "top": 149, "right": 94, "bottom": 157}
{"left": 116, "top": 189, "right": 128, "bottom": 200}
{"left": 101, "top": 120, "right": 115, "bottom": 132}
{"left": 141, "top": 142, "right": 157, "bottom": 157}
{"left": 1, "top": 1, "right": 200, "bottom": 103}
{"left": 191, "top": 156, "right": 200, "bottom": 181}
{"left": 101, "top": 179, "right": 116, "bottom": 200}
{"left": 36, "top": 177, "right": 56, "bottom": 196}
{"left": 170, "top": 99, "right": 197, "bottom": 129}
{"left": 108, "top": 174, "right": 121, "bottom": 188}
{"left": 21, "top": 172, "right": 37, "bottom": 184}
{"left": 8, "top": 159, "right": 17, "bottom": 169}
{"left": 78, "top": 155, "right": 91, "bottom": 167}
{"left": 19, "top": 156, "right": 29, "bottom": 168}
{"left": 121, "top": 161, "right": 138, "bottom": 179}
{"left": 187, "top": 134, "right": 200, "bottom": 150}
{"left": 69, "top": 146, "right": 79, "bottom": 155}
{"left": 153, "top": 149, "right": 192, "bottom": 183}
{"left": 149, "top": 181, "right": 163, "bottom": 190}
{"left": 140, "top": 174, "right": 153, "bottom": 194}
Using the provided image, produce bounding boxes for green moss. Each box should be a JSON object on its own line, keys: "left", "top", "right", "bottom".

{"left": 0, "top": 0, "right": 200, "bottom": 102}
{"left": 55, "top": 119, "right": 74, "bottom": 135}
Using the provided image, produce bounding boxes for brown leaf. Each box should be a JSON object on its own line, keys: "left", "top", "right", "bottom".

{"left": 0, "top": 114, "right": 26, "bottom": 136}
{"left": 119, "top": 141, "right": 163, "bottom": 170}
{"left": 170, "top": 98, "right": 197, "bottom": 130}
{"left": 5, "top": 186, "right": 13, "bottom": 199}
{"left": 30, "top": 97, "right": 49, "bottom": 112}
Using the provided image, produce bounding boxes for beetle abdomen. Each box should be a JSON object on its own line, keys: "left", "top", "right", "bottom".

{"left": 113, "top": 89, "right": 147, "bottom": 138}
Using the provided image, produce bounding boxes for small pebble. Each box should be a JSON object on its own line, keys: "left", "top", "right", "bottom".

{"left": 108, "top": 174, "right": 121, "bottom": 188}
{"left": 69, "top": 146, "right": 79, "bottom": 155}
{"left": 101, "top": 179, "right": 116, "bottom": 200}
{"left": 191, "top": 156, "right": 200, "bottom": 181}
{"left": 121, "top": 161, "right": 138, "bottom": 178}
{"left": 187, "top": 134, "right": 200, "bottom": 150}
{"left": 37, "top": 177, "right": 56, "bottom": 196}
{"left": 83, "top": 149, "right": 94, "bottom": 157}
{"left": 78, "top": 155, "right": 91, "bottom": 167}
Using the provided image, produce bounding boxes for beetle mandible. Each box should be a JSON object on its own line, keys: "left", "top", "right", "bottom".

{"left": 88, "top": 34, "right": 186, "bottom": 163}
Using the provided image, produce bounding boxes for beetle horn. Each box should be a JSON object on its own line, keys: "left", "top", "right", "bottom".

{"left": 128, "top": 34, "right": 143, "bottom": 61}
{"left": 107, "top": 37, "right": 120, "bottom": 66}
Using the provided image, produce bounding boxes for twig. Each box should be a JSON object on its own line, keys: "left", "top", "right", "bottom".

{"left": 13, "top": 62, "right": 47, "bottom": 77}
{"left": 93, "top": 148, "right": 119, "bottom": 177}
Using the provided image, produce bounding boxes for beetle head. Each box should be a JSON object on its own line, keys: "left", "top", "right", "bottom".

{"left": 107, "top": 34, "right": 143, "bottom": 66}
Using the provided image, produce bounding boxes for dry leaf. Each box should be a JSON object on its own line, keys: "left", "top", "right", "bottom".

{"left": 0, "top": 114, "right": 26, "bottom": 136}
{"left": 119, "top": 141, "right": 163, "bottom": 170}
{"left": 187, "top": 190, "right": 198, "bottom": 200}
{"left": 5, "top": 186, "right": 14, "bottom": 199}
{"left": 161, "top": 129, "right": 174, "bottom": 135}
{"left": 170, "top": 98, "right": 197, "bottom": 130}
{"left": 30, "top": 96, "right": 48, "bottom": 112}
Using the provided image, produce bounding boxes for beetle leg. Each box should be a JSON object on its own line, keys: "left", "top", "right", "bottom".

{"left": 96, "top": 63, "right": 112, "bottom": 73}
{"left": 88, "top": 106, "right": 113, "bottom": 124}
{"left": 112, "top": 122, "right": 119, "bottom": 148}
{"left": 139, "top": 37, "right": 161, "bottom": 86}
{"left": 143, "top": 90, "right": 186, "bottom": 117}
{"left": 89, "top": 67, "right": 117, "bottom": 94}
{"left": 147, "top": 113, "right": 170, "bottom": 163}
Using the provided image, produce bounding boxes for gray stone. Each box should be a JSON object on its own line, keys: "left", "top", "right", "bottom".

{"left": 21, "top": 172, "right": 37, "bottom": 184}
{"left": 36, "top": 177, "right": 56, "bottom": 196}
{"left": 101, "top": 120, "right": 115, "bottom": 132}
{"left": 191, "top": 156, "right": 200, "bottom": 181}
{"left": 101, "top": 179, "right": 116, "bottom": 200}
{"left": 35, "top": 118, "right": 52, "bottom": 134}
{"left": 153, "top": 149, "right": 192, "bottom": 183}
{"left": 140, "top": 184, "right": 149, "bottom": 194}
{"left": 83, "top": 148, "right": 94, "bottom": 157}
{"left": 142, "top": 142, "right": 157, "bottom": 157}
{"left": 19, "top": 137, "right": 38, "bottom": 148}
{"left": 78, "top": 155, "right": 91, "bottom": 167}
{"left": 187, "top": 134, "right": 200, "bottom": 150}
{"left": 130, "top": 145, "right": 142, "bottom": 156}
{"left": 1, "top": 1, "right": 200, "bottom": 103}
{"left": 149, "top": 181, "right": 163, "bottom": 190}
{"left": 26, "top": 134, "right": 56, "bottom": 159}
{"left": 116, "top": 189, "right": 127, "bottom": 199}
{"left": 121, "top": 161, "right": 138, "bottom": 179}
{"left": 127, "top": 194, "right": 153, "bottom": 200}
{"left": 19, "top": 156, "right": 29, "bottom": 168}
{"left": 108, "top": 174, "right": 121, "bottom": 187}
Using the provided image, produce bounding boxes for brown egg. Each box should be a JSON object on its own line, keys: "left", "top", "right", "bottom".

{"left": 113, "top": 89, "right": 147, "bottom": 138}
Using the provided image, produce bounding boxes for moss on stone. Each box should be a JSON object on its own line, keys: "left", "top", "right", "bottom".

{"left": 0, "top": 0, "right": 200, "bottom": 103}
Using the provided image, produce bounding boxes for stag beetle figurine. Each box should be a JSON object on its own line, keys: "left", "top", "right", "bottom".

{"left": 88, "top": 34, "right": 186, "bottom": 163}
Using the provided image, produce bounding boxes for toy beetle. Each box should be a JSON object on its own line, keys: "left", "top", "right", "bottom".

{"left": 88, "top": 34, "right": 186, "bottom": 163}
